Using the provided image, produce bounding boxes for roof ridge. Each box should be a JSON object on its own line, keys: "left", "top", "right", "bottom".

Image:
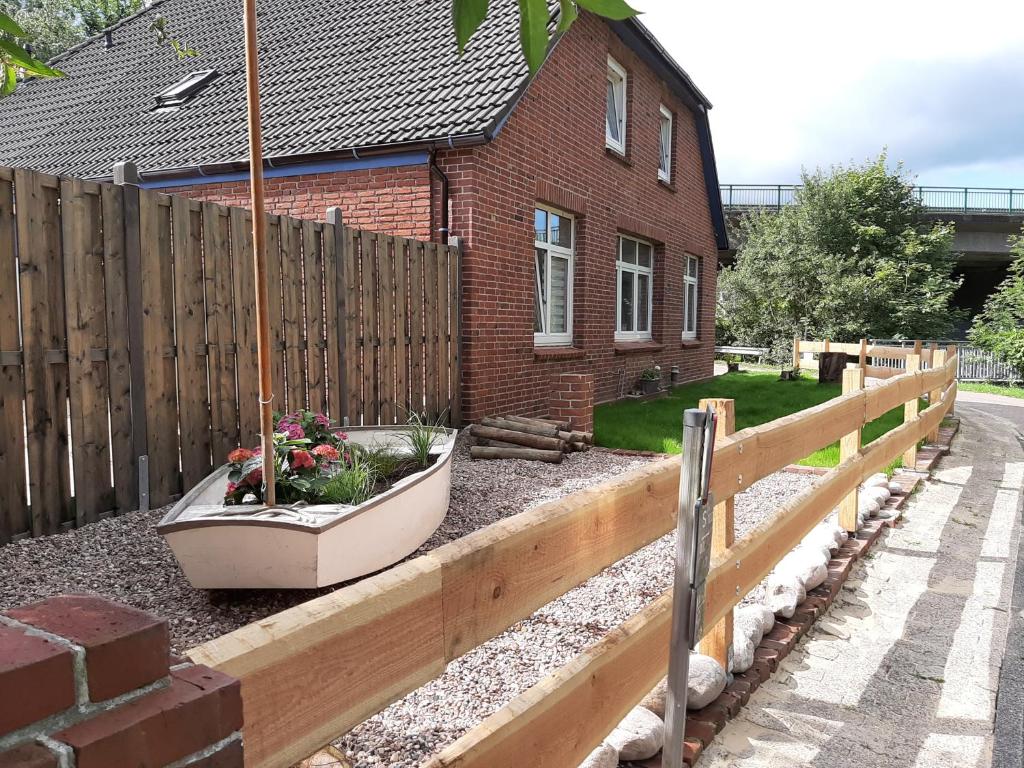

{"left": 47, "top": 0, "right": 175, "bottom": 66}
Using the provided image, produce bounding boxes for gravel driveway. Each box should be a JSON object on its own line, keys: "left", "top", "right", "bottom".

{"left": 0, "top": 433, "right": 817, "bottom": 767}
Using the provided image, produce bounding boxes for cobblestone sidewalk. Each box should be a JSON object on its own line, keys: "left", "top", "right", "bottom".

{"left": 699, "top": 404, "right": 1024, "bottom": 768}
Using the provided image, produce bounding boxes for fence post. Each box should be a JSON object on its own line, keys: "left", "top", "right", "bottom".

{"left": 839, "top": 368, "right": 864, "bottom": 533}
{"left": 326, "top": 207, "right": 348, "bottom": 425}
{"left": 859, "top": 338, "right": 868, "bottom": 374}
{"left": 697, "top": 397, "right": 734, "bottom": 671}
{"left": 928, "top": 350, "right": 947, "bottom": 443}
{"left": 823, "top": 337, "right": 830, "bottom": 353}
{"left": 792, "top": 336, "right": 800, "bottom": 371}
{"left": 113, "top": 160, "right": 149, "bottom": 513}
{"left": 913, "top": 339, "right": 922, "bottom": 361}
{"left": 946, "top": 344, "right": 958, "bottom": 416}
{"left": 902, "top": 354, "right": 922, "bottom": 469}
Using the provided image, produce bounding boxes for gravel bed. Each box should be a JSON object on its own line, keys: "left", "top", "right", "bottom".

{"left": 0, "top": 434, "right": 653, "bottom": 652}
{"left": 339, "top": 469, "right": 819, "bottom": 767}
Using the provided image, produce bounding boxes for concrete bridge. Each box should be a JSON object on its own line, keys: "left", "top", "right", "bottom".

{"left": 719, "top": 184, "right": 1023, "bottom": 322}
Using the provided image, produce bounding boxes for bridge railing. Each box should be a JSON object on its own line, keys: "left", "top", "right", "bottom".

{"left": 721, "top": 184, "right": 1024, "bottom": 214}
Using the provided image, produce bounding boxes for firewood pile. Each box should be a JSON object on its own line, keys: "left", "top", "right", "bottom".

{"left": 469, "top": 415, "right": 593, "bottom": 464}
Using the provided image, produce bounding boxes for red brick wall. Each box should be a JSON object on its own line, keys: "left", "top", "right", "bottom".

{"left": 440, "top": 14, "right": 719, "bottom": 421}
{"left": 171, "top": 164, "right": 434, "bottom": 240}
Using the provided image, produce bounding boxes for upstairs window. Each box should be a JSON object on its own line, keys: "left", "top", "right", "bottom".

{"left": 534, "top": 206, "right": 574, "bottom": 346}
{"left": 616, "top": 235, "right": 653, "bottom": 341}
{"left": 658, "top": 105, "right": 673, "bottom": 182}
{"left": 606, "top": 56, "right": 627, "bottom": 154}
{"left": 683, "top": 255, "right": 699, "bottom": 339}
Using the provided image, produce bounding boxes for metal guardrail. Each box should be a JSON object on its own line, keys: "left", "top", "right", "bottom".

{"left": 721, "top": 185, "right": 1024, "bottom": 215}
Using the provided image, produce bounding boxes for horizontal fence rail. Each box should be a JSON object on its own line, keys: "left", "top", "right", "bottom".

{"left": 0, "top": 166, "right": 460, "bottom": 542}
{"left": 187, "top": 348, "right": 958, "bottom": 768}
{"left": 721, "top": 184, "right": 1024, "bottom": 214}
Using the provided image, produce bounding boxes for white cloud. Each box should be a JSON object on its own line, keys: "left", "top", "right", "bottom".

{"left": 633, "top": 0, "right": 1024, "bottom": 186}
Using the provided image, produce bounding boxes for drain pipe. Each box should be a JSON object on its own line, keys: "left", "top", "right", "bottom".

{"left": 429, "top": 151, "right": 450, "bottom": 244}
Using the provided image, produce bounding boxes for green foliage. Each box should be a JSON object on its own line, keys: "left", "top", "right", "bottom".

{"left": 353, "top": 444, "right": 409, "bottom": 481}
{"left": 718, "top": 154, "right": 964, "bottom": 361}
{"left": 594, "top": 370, "right": 920, "bottom": 468}
{"left": 400, "top": 411, "right": 445, "bottom": 469}
{"left": 319, "top": 455, "right": 375, "bottom": 506}
{"left": 0, "top": 7, "right": 63, "bottom": 94}
{"left": 452, "top": 0, "right": 637, "bottom": 73}
{"left": 968, "top": 230, "right": 1024, "bottom": 373}
{"left": 1, "top": 0, "right": 140, "bottom": 62}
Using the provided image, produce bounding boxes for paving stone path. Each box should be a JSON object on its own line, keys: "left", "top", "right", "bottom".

{"left": 699, "top": 403, "right": 1024, "bottom": 768}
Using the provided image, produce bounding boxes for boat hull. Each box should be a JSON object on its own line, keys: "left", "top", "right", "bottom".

{"left": 157, "top": 426, "right": 456, "bottom": 589}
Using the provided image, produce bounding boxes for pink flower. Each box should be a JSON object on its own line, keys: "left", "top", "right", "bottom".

{"left": 290, "top": 450, "right": 315, "bottom": 471}
{"left": 244, "top": 468, "right": 263, "bottom": 486}
{"left": 280, "top": 422, "right": 305, "bottom": 440}
{"left": 226, "top": 481, "right": 238, "bottom": 493}
{"left": 228, "top": 448, "right": 254, "bottom": 464}
{"left": 314, "top": 413, "right": 330, "bottom": 427}
{"left": 312, "top": 444, "right": 340, "bottom": 462}
{"left": 333, "top": 430, "right": 348, "bottom": 442}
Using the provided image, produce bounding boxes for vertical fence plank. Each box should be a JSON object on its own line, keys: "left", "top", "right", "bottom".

{"left": 16, "top": 169, "right": 72, "bottom": 534}
{"left": 360, "top": 230, "right": 379, "bottom": 425}
{"left": 265, "top": 215, "right": 286, "bottom": 418}
{"left": 409, "top": 241, "right": 426, "bottom": 416}
{"left": 394, "top": 237, "right": 410, "bottom": 418}
{"left": 0, "top": 169, "right": 27, "bottom": 541}
{"left": 172, "top": 196, "right": 212, "bottom": 490}
{"left": 378, "top": 235, "right": 397, "bottom": 424}
{"left": 61, "top": 179, "right": 113, "bottom": 525}
{"left": 342, "top": 227, "right": 361, "bottom": 423}
{"left": 280, "top": 218, "right": 306, "bottom": 413}
{"left": 423, "top": 243, "right": 439, "bottom": 419}
{"left": 138, "top": 189, "right": 180, "bottom": 506}
{"left": 323, "top": 211, "right": 343, "bottom": 422}
{"left": 434, "top": 246, "right": 450, "bottom": 423}
{"left": 101, "top": 185, "right": 134, "bottom": 516}
{"left": 448, "top": 245, "right": 462, "bottom": 427}
{"left": 303, "top": 220, "right": 328, "bottom": 415}
{"left": 839, "top": 368, "right": 865, "bottom": 532}
{"left": 204, "top": 203, "right": 239, "bottom": 465}
{"left": 928, "top": 350, "right": 947, "bottom": 442}
{"left": 230, "top": 208, "right": 260, "bottom": 448}
{"left": 902, "top": 353, "right": 921, "bottom": 468}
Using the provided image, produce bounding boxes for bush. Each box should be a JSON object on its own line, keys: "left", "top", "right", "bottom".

{"left": 969, "top": 229, "right": 1024, "bottom": 372}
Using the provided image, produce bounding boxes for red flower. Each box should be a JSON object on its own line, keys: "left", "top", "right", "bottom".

{"left": 226, "top": 481, "right": 238, "bottom": 493}
{"left": 312, "top": 444, "right": 340, "bottom": 462}
{"left": 244, "top": 468, "right": 262, "bottom": 486}
{"left": 228, "top": 447, "right": 254, "bottom": 464}
{"left": 333, "top": 430, "right": 348, "bottom": 442}
{"left": 290, "top": 449, "right": 315, "bottom": 470}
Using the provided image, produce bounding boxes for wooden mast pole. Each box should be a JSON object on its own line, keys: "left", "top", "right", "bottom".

{"left": 242, "top": 0, "right": 276, "bottom": 505}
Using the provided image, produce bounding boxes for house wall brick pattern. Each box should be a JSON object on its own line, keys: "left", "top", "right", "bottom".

{"left": 439, "top": 13, "right": 719, "bottom": 421}
{"left": 0, "top": 595, "right": 242, "bottom": 768}
{"left": 549, "top": 373, "right": 595, "bottom": 434}
{"left": 172, "top": 164, "right": 434, "bottom": 240}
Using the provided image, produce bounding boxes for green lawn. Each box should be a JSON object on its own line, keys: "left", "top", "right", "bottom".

{"left": 594, "top": 371, "right": 921, "bottom": 468}
{"left": 959, "top": 381, "right": 1024, "bottom": 400}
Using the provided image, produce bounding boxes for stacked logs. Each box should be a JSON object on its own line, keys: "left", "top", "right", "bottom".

{"left": 469, "top": 415, "right": 594, "bottom": 463}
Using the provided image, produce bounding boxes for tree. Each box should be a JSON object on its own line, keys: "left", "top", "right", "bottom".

{"left": 717, "top": 155, "right": 964, "bottom": 360}
{"left": 969, "top": 230, "right": 1024, "bottom": 372}
{"left": 0, "top": 8, "right": 61, "bottom": 94}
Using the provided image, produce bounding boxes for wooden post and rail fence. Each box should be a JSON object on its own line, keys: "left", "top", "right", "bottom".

{"left": 793, "top": 336, "right": 959, "bottom": 380}
{"left": 185, "top": 344, "right": 959, "bottom": 768}
{"left": 0, "top": 165, "right": 461, "bottom": 543}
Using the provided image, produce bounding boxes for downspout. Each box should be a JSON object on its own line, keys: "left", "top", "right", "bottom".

{"left": 430, "top": 149, "right": 450, "bottom": 244}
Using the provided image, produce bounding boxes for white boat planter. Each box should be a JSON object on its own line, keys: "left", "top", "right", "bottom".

{"left": 157, "top": 426, "right": 458, "bottom": 589}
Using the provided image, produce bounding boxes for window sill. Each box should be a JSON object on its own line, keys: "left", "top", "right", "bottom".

{"left": 534, "top": 346, "right": 586, "bottom": 361}
{"left": 614, "top": 340, "right": 663, "bottom": 355}
{"left": 680, "top": 338, "right": 702, "bottom": 349}
{"left": 605, "top": 146, "right": 633, "bottom": 168}
{"left": 658, "top": 178, "right": 677, "bottom": 193}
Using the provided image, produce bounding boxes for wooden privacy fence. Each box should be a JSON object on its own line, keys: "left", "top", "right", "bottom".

{"left": 0, "top": 166, "right": 460, "bottom": 542}
{"left": 187, "top": 347, "right": 958, "bottom": 768}
{"left": 793, "top": 337, "right": 958, "bottom": 381}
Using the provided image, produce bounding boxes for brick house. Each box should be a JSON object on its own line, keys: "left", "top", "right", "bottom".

{"left": 0, "top": 1, "right": 728, "bottom": 424}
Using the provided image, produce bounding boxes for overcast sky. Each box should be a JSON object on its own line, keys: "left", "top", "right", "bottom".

{"left": 632, "top": 0, "right": 1024, "bottom": 188}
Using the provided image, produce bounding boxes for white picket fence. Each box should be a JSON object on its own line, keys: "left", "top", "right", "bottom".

{"left": 872, "top": 340, "right": 1022, "bottom": 383}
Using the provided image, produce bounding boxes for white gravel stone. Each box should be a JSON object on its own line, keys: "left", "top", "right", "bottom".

{"left": 863, "top": 486, "right": 891, "bottom": 507}
{"left": 607, "top": 706, "right": 664, "bottom": 761}
{"left": 688, "top": 654, "right": 727, "bottom": 709}
{"left": 731, "top": 631, "right": 755, "bottom": 673}
{"left": 888, "top": 481, "right": 905, "bottom": 494}
{"left": 735, "top": 604, "right": 770, "bottom": 645}
{"left": 859, "top": 497, "right": 881, "bottom": 518}
{"left": 578, "top": 742, "right": 618, "bottom": 768}
{"left": 863, "top": 472, "right": 889, "bottom": 489}
{"left": 767, "top": 575, "right": 804, "bottom": 618}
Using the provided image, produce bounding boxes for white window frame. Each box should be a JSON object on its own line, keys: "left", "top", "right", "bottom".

{"left": 534, "top": 205, "right": 574, "bottom": 347}
{"left": 606, "top": 56, "right": 627, "bottom": 154}
{"left": 615, "top": 235, "right": 654, "bottom": 342}
{"left": 658, "top": 105, "right": 673, "bottom": 182}
{"left": 682, "top": 254, "right": 699, "bottom": 340}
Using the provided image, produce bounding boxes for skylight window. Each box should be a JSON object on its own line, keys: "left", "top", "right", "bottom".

{"left": 154, "top": 70, "right": 218, "bottom": 108}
